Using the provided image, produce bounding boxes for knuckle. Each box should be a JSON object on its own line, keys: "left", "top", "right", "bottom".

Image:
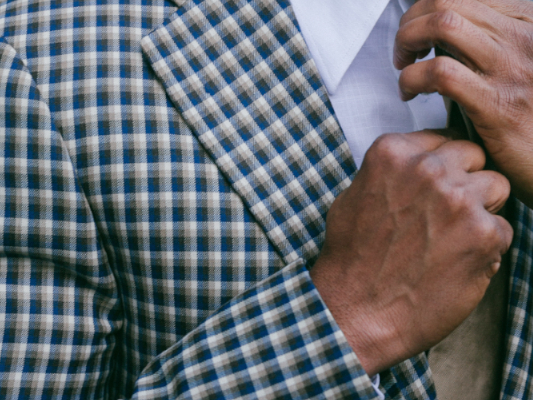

{"left": 431, "top": 9, "right": 463, "bottom": 35}
{"left": 428, "top": 57, "right": 458, "bottom": 91}
{"left": 432, "top": 0, "right": 461, "bottom": 12}
{"left": 473, "top": 218, "right": 500, "bottom": 248}
{"left": 511, "top": 22, "right": 533, "bottom": 51}
{"left": 497, "top": 86, "right": 531, "bottom": 118}
{"left": 444, "top": 186, "right": 467, "bottom": 213}
{"left": 399, "top": 12, "right": 410, "bottom": 28}
{"left": 368, "top": 133, "right": 405, "bottom": 164}
{"left": 433, "top": 182, "right": 469, "bottom": 217}
{"left": 413, "top": 153, "right": 446, "bottom": 182}
{"left": 510, "top": 92, "right": 529, "bottom": 114}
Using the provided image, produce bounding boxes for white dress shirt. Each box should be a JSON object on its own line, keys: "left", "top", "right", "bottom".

{"left": 290, "top": 1, "right": 449, "bottom": 398}
{"left": 290, "top": 0, "right": 447, "bottom": 168}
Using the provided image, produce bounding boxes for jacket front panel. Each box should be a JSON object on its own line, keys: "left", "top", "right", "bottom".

{"left": 0, "top": 0, "right": 531, "bottom": 398}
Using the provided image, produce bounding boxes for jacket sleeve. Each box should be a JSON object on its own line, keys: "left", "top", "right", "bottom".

{"left": 0, "top": 38, "right": 122, "bottom": 398}
{"left": 130, "top": 259, "right": 380, "bottom": 400}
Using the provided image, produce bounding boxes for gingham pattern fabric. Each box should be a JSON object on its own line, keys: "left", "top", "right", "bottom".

{"left": 0, "top": 36, "right": 119, "bottom": 398}
{"left": 140, "top": 0, "right": 355, "bottom": 266}
{"left": 0, "top": 0, "right": 531, "bottom": 399}
{"left": 132, "top": 260, "right": 378, "bottom": 399}
{"left": 0, "top": 0, "right": 374, "bottom": 398}
{"left": 500, "top": 199, "right": 533, "bottom": 400}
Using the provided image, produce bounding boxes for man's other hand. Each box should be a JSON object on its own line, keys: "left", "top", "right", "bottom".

{"left": 394, "top": 0, "right": 533, "bottom": 208}
{"left": 311, "top": 131, "right": 513, "bottom": 376}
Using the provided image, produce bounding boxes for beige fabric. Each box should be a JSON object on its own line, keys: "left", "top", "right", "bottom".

{"left": 428, "top": 254, "right": 509, "bottom": 400}
{"left": 433, "top": 63, "right": 508, "bottom": 399}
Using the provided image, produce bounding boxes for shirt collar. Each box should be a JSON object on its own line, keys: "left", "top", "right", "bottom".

{"left": 291, "top": 0, "right": 415, "bottom": 95}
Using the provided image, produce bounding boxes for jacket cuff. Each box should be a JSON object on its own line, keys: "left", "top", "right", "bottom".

{"left": 132, "top": 259, "right": 380, "bottom": 399}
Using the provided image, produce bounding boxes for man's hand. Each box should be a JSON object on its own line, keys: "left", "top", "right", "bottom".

{"left": 394, "top": 0, "right": 533, "bottom": 207}
{"left": 311, "top": 131, "right": 512, "bottom": 376}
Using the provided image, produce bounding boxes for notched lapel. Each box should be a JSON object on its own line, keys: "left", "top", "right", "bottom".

{"left": 141, "top": 0, "right": 355, "bottom": 265}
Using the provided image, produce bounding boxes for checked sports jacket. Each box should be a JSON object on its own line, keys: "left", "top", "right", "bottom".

{"left": 0, "top": 0, "right": 531, "bottom": 398}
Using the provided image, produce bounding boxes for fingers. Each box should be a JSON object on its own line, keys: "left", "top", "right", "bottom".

{"left": 400, "top": 0, "right": 508, "bottom": 34}
{"left": 430, "top": 139, "right": 510, "bottom": 214}
{"left": 434, "top": 140, "right": 510, "bottom": 212}
{"left": 470, "top": 213, "right": 512, "bottom": 279}
{"left": 375, "top": 133, "right": 510, "bottom": 216}
{"left": 401, "top": 130, "right": 451, "bottom": 151}
{"left": 480, "top": 0, "right": 533, "bottom": 23}
{"left": 470, "top": 170, "right": 511, "bottom": 213}
{"left": 432, "top": 139, "right": 486, "bottom": 172}
{"left": 398, "top": 56, "right": 493, "bottom": 118}
{"left": 491, "top": 214, "right": 514, "bottom": 256}
{"left": 477, "top": 213, "right": 513, "bottom": 279}
{"left": 395, "top": 9, "right": 500, "bottom": 71}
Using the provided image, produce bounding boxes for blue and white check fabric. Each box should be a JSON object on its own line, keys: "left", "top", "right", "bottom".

{"left": 0, "top": 0, "right": 531, "bottom": 399}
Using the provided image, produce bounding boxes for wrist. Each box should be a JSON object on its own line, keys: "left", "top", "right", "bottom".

{"left": 310, "top": 257, "right": 409, "bottom": 376}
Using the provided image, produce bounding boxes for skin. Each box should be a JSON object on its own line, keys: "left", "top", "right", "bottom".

{"left": 312, "top": 0, "right": 533, "bottom": 376}
{"left": 312, "top": 131, "right": 512, "bottom": 376}
{"left": 395, "top": 0, "right": 533, "bottom": 208}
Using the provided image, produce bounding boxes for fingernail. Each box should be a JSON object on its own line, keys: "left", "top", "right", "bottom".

{"left": 398, "top": 87, "right": 411, "bottom": 102}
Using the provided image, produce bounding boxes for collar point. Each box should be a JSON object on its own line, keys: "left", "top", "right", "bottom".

{"left": 320, "top": 71, "right": 342, "bottom": 97}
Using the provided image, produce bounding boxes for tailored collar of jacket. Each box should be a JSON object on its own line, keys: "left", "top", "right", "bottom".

{"left": 0, "top": 0, "right": 531, "bottom": 399}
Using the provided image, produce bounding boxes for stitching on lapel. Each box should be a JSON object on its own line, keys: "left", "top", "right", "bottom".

{"left": 141, "top": 0, "right": 355, "bottom": 265}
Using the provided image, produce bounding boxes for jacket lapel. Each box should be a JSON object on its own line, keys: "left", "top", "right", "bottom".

{"left": 140, "top": 0, "right": 355, "bottom": 266}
